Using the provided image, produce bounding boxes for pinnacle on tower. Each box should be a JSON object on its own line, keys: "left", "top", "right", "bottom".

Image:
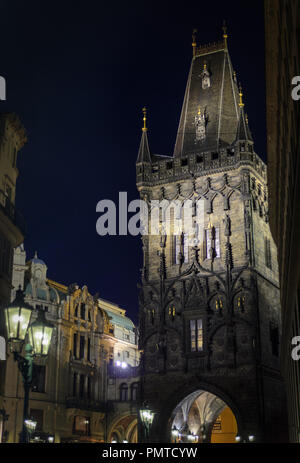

{"left": 137, "top": 107, "right": 151, "bottom": 163}
{"left": 235, "top": 85, "right": 253, "bottom": 143}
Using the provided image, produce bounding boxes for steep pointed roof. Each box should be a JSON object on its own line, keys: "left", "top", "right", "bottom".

{"left": 174, "top": 42, "right": 240, "bottom": 157}
{"left": 136, "top": 129, "right": 151, "bottom": 163}
{"left": 235, "top": 106, "right": 253, "bottom": 142}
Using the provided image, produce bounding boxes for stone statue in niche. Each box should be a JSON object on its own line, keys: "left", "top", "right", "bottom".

{"left": 224, "top": 214, "right": 231, "bottom": 236}
{"left": 195, "top": 107, "right": 207, "bottom": 142}
{"left": 200, "top": 61, "right": 211, "bottom": 89}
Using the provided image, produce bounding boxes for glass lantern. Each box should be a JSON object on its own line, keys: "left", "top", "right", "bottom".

{"left": 4, "top": 288, "right": 34, "bottom": 349}
{"left": 28, "top": 309, "right": 54, "bottom": 356}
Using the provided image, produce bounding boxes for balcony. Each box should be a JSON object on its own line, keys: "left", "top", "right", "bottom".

{"left": 0, "top": 189, "right": 26, "bottom": 236}
{"left": 108, "top": 363, "right": 140, "bottom": 379}
{"left": 66, "top": 397, "right": 113, "bottom": 413}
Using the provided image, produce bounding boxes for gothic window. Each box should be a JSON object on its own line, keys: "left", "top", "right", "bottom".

{"left": 79, "top": 374, "right": 85, "bottom": 398}
{"left": 120, "top": 383, "right": 128, "bottom": 401}
{"left": 80, "top": 303, "right": 86, "bottom": 320}
{"left": 31, "top": 365, "right": 46, "bottom": 393}
{"left": 190, "top": 319, "right": 203, "bottom": 352}
{"left": 74, "top": 305, "right": 78, "bottom": 317}
{"left": 174, "top": 233, "right": 189, "bottom": 264}
{"left": 73, "top": 333, "right": 78, "bottom": 358}
{"left": 131, "top": 383, "right": 139, "bottom": 401}
{"left": 205, "top": 227, "right": 220, "bottom": 259}
{"left": 73, "top": 373, "right": 77, "bottom": 396}
{"left": 87, "top": 338, "right": 91, "bottom": 362}
{"left": 79, "top": 335, "right": 85, "bottom": 360}
{"left": 265, "top": 238, "right": 272, "bottom": 269}
{"left": 87, "top": 376, "right": 91, "bottom": 399}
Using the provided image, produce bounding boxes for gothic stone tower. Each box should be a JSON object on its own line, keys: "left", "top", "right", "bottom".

{"left": 136, "top": 31, "right": 287, "bottom": 443}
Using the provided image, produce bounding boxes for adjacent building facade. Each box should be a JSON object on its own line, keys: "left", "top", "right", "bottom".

{"left": 0, "top": 113, "right": 26, "bottom": 441}
{"left": 265, "top": 0, "right": 300, "bottom": 443}
{"left": 136, "top": 31, "right": 288, "bottom": 443}
{"left": 2, "top": 247, "right": 139, "bottom": 443}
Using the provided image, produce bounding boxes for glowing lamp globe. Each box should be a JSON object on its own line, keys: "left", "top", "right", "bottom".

{"left": 28, "top": 309, "right": 54, "bottom": 356}
{"left": 4, "top": 288, "right": 33, "bottom": 347}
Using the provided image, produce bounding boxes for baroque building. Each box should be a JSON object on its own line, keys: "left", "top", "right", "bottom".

{"left": 136, "top": 29, "right": 288, "bottom": 443}
{"left": 265, "top": 0, "right": 300, "bottom": 443}
{"left": 0, "top": 113, "right": 26, "bottom": 441}
{"left": 2, "top": 247, "right": 139, "bottom": 443}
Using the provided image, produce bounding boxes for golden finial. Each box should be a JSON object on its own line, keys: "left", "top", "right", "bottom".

{"left": 203, "top": 59, "right": 207, "bottom": 71}
{"left": 208, "top": 215, "right": 213, "bottom": 229}
{"left": 239, "top": 84, "right": 244, "bottom": 108}
{"left": 222, "top": 20, "right": 228, "bottom": 49}
{"left": 142, "top": 107, "right": 147, "bottom": 132}
{"left": 192, "top": 29, "right": 197, "bottom": 57}
{"left": 198, "top": 106, "right": 202, "bottom": 116}
{"left": 245, "top": 113, "right": 249, "bottom": 124}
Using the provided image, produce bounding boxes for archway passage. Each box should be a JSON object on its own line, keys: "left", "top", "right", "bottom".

{"left": 170, "top": 390, "right": 238, "bottom": 444}
{"left": 108, "top": 415, "right": 138, "bottom": 443}
{"left": 210, "top": 406, "right": 238, "bottom": 443}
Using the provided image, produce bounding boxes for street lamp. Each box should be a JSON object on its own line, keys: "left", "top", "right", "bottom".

{"left": 140, "top": 403, "right": 155, "bottom": 442}
{"left": 28, "top": 310, "right": 54, "bottom": 357}
{"left": 5, "top": 288, "right": 33, "bottom": 351}
{"left": 4, "top": 288, "right": 54, "bottom": 443}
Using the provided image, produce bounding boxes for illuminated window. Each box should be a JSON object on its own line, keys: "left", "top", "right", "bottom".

{"left": 205, "top": 227, "right": 220, "bottom": 259}
{"left": 73, "top": 416, "right": 90, "bottom": 435}
{"left": 190, "top": 319, "right": 203, "bottom": 352}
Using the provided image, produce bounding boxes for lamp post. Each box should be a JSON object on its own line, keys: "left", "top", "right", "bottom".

{"left": 140, "top": 403, "right": 155, "bottom": 443}
{"left": 4, "top": 288, "right": 54, "bottom": 443}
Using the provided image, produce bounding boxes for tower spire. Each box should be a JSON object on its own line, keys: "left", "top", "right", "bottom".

{"left": 222, "top": 20, "right": 228, "bottom": 49}
{"left": 239, "top": 83, "right": 245, "bottom": 108}
{"left": 235, "top": 87, "right": 253, "bottom": 143}
{"left": 142, "top": 107, "right": 147, "bottom": 132}
{"left": 137, "top": 107, "right": 151, "bottom": 163}
{"left": 192, "top": 29, "right": 197, "bottom": 57}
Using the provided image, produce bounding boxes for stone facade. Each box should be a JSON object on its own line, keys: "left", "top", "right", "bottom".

{"left": 0, "top": 113, "right": 26, "bottom": 441}
{"left": 265, "top": 0, "right": 300, "bottom": 443}
{"left": 136, "top": 34, "right": 288, "bottom": 443}
{"left": 2, "top": 247, "right": 139, "bottom": 443}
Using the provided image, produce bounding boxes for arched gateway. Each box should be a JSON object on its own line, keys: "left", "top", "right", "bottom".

{"left": 136, "top": 28, "right": 288, "bottom": 444}
{"left": 170, "top": 390, "right": 238, "bottom": 443}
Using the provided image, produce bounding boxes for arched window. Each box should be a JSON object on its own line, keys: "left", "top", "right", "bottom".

{"left": 131, "top": 383, "right": 139, "bottom": 401}
{"left": 120, "top": 383, "right": 128, "bottom": 401}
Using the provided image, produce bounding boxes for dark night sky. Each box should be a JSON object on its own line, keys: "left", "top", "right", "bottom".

{"left": 0, "top": 0, "right": 266, "bottom": 324}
